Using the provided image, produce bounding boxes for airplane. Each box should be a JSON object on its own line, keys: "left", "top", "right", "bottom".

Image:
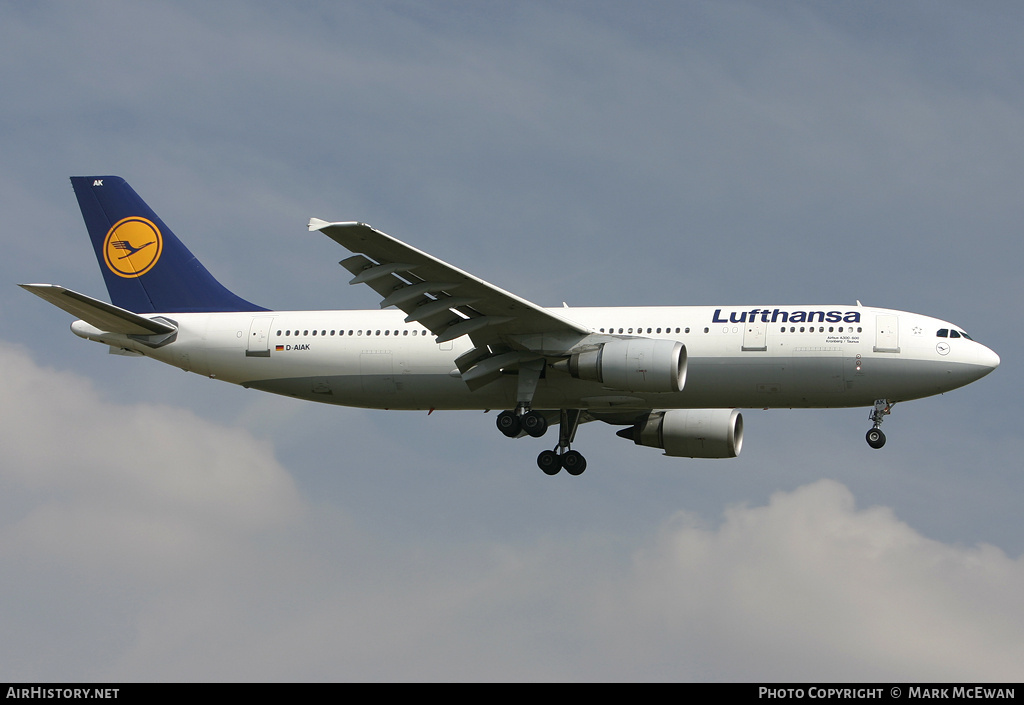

{"left": 22, "top": 176, "right": 1000, "bottom": 475}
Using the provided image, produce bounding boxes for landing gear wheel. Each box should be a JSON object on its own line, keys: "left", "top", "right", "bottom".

{"left": 537, "top": 450, "right": 561, "bottom": 475}
{"left": 497, "top": 410, "right": 521, "bottom": 438}
{"left": 522, "top": 411, "right": 548, "bottom": 438}
{"left": 865, "top": 400, "right": 893, "bottom": 449}
{"left": 561, "top": 450, "right": 587, "bottom": 475}
{"left": 866, "top": 428, "right": 886, "bottom": 449}
{"left": 535, "top": 410, "right": 587, "bottom": 476}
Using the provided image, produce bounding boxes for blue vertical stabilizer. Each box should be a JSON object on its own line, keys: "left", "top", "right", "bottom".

{"left": 71, "top": 176, "right": 267, "bottom": 313}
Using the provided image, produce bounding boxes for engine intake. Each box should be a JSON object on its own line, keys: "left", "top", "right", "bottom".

{"left": 560, "top": 338, "right": 687, "bottom": 393}
{"left": 616, "top": 409, "right": 743, "bottom": 458}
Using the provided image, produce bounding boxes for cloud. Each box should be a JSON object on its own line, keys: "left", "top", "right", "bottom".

{"left": 1, "top": 340, "right": 1020, "bottom": 681}
{"left": 617, "top": 480, "right": 1024, "bottom": 681}
{"left": 0, "top": 342, "right": 300, "bottom": 531}
{"left": 0, "top": 342, "right": 305, "bottom": 679}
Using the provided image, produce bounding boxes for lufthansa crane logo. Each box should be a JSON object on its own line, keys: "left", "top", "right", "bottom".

{"left": 103, "top": 217, "right": 163, "bottom": 278}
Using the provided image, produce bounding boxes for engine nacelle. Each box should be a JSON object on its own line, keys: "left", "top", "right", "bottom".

{"left": 561, "top": 338, "right": 687, "bottom": 393}
{"left": 616, "top": 409, "right": 744, "bottom": 458}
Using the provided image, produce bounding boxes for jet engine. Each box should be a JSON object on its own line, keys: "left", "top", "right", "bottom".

{"left": 558, "top": 339, "right": 687, "bottom": 393}
{"left": 616, "top": 408, "right": 743, "bottom": 458}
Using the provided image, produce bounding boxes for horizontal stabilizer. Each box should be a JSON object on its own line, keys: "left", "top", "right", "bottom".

{"left": 19, "top": 284, "right": 177, "bottom": 336}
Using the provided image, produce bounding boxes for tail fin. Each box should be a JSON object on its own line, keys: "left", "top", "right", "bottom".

{"left": 71, "top": 176, "right": 266, "bottom": 313}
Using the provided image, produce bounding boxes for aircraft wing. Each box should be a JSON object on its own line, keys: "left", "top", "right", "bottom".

{"left": 309, "top": 220, "right": 591, "bottom": 350}
{"left": 20, "top": 284, "right": 177, "bottom": 336}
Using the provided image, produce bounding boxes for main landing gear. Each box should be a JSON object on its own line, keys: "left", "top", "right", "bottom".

{"left": 496, "top": 407, "right": 587, "bottom": 475}
{"left": 865, "top": 399, "right": 895, "bottom": 449}
{"left": 496, "top": 408, "right": 548, "bottom": 438}
{"left": 538, "top": 409, "right": 586, "bottom": 476}
{"left": 537, "top": 448, "right": 586, "bottom": 476}
{"left": 496, "top": 360, "right": 588, "bottom": 475}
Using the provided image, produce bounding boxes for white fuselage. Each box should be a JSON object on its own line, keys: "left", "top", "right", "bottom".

{"left": 72, "top": 304, "right": 1000, "bottom": 412}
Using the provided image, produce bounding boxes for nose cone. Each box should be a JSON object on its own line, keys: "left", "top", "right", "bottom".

{"left": 976, "top": 344, "right": 1000, "bottom": 376}
{"left": 942, "top": 341, "right": 1000, "bottom": 392}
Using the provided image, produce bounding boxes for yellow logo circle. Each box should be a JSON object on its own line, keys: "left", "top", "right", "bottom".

{"left": 103, "top": 217, "right": 163, "bottom": 278}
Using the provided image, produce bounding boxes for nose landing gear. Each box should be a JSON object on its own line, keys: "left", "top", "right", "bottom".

{"left": 866, "top": 427, "right": 886, "bottom": 449}
{"left": 866, "top": 399, "right": 894, "bottom": 449}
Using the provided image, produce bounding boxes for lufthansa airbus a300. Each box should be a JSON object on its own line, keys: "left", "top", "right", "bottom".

{"left": 23, "top": 176, "right": 1000, "bottom": 475}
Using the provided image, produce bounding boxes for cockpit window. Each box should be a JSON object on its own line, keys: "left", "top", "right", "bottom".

{"left": 937, "top": 328, "right": 975, "bottom": 341}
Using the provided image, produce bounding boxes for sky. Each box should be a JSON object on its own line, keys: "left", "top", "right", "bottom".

{"left": 1, "top": 0, "right": 1022, "bottom": 682}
